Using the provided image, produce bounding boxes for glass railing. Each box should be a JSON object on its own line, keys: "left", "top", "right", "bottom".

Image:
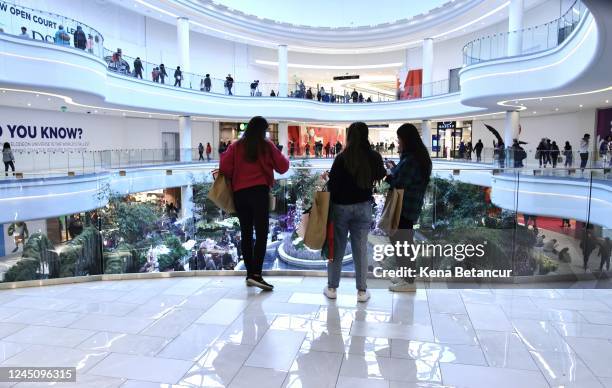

{"left": 0, "top": 148, "right": 217, "bottom": 179}
{"left": 102, "top": 49, "right": 399, "bottom": 102}
{"left": 463, "top": 0, "right": 586, "bottom": 65}
{"left": 0, "top": 163, "right": 610, "bottom": 283}
{"left": 398, "top": 79, "right": 452, "bottom": 100}
{"left": 2, "top": 146, "right": 609, "bottom": 181}
{"left": 0, "top": 1, "right": 104, "bottom": 58}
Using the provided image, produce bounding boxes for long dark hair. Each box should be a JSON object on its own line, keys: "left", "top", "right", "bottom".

{"left": 397, "top": 123, "right": 432, "bottom": 179}
{"left": 3, "top": 142, "right": 10, "bottom": 151}
{"left": 343, "top": 122, "right": 372, "bottom": 190}
{"left": 240, "top": 116, "right": 268, "bottom": 162}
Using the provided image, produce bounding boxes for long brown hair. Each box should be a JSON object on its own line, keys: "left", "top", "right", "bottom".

{"left": 239, "top": 116, "right": 268, "bottom": 162}
{"left": 343, "top": 122, "right": 372, "bottom": 190}
{"left": 397, "top": 123, "right": 432, "bottom": 180}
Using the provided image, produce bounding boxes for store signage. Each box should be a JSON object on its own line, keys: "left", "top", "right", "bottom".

{"left": 0, "top": 2, "right": 101, "bottom": 44}
{"left": 437, "top": 121, "right": 456, "bottom": 130}
{"left": 0, "top": 123, "right": 89, "bottom": 150}
{"left": 333, "top": 75, "right": 359, "bottom": 81}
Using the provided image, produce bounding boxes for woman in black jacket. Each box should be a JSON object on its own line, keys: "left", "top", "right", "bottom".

{"left": 324, "top": 122, "right": 386, "bottom": 302}
{"left": 385, "top": 123, "right": 432, "bottom": 292}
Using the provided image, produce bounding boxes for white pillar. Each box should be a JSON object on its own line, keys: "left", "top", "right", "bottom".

{"left": 179, "top": 115, "right": 192, "bottom": 162}
{"left": 278, "top": 45, "right": 288, "bottom": 97}
{"left": 278, "top": 121, "right": 289, "bottom": 157}
{"left": 422, "top": 38, "right": 434, "bottom": 97}
{"left": 504, "top": 111, "right": 520, "bottom": 147}
{"left": 177, "top": 17, "right": 190, "bottom": 73}
{"left": 181, "top": 185, "right": 193, "bottom": 221}
{"left": 508, "top": 0, "right": 524, "bottom": 56}
{"left": 421, "top": 120, "right": 432, "bottom": 151}
{"left": 212, "top": 121, "right": 220, "bottom": 160}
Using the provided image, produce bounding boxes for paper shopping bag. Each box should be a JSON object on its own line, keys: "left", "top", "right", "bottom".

{"left": 207, "top": 170, "right": 236, "bottom": 213}
{"left": 377, "top": 189, "right": 404, "bottom": 235}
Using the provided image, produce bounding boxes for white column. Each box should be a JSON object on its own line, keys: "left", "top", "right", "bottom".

{"left": 278, "top": 45, "right": 288, "bottom": 97}
{"left": 212, "top": 121, "right": 220, "bottom": 160}
{"left": 508, "top": 0, "right": 524, "bottom": 56}
{"left": 179, "top": 115, "right": 192, "bottom": 162}
{"left": 181, "top": 185, "right": 193, "bottom": 221}
{"left": 278, "top": 121, "right": 289, "bottom": 156}
{"left": 421, "top": 120, "right": 432, "bottom": 151}
{"left": 177, "top": 17, "right": 190, "bottom": 73}
{"left": 504, "top": 111, "right": 520, "bottom": 147}
{"left": 422, "top": 38, "right": 434, "bottom": 97}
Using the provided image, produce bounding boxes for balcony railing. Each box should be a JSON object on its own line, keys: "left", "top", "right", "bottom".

{"left": 462, "top": 0, "right": 587, "bottom": 66}
{"left": 0, "top": 1, "right": 104, "bottom": 58}
{"left": 0, "top": 164, "right": 610, "bottom": 283}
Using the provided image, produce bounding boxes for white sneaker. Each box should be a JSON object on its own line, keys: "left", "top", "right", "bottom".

{"left": 357, "top": 290, "right": 371, "bottom": 303}
{"left": 323, "top": 287, "right": 337, "bottom": 299}
{"left": 389, "top": 280, "right": 417, "bottom": 292}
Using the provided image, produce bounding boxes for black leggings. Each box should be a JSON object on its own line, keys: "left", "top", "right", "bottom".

{"left": 4, "top": 161, "right": 15, "bottom": 176}
{"left": 389, "top": 217, "right": 415, "bottom": 282}
{"left": 233, "top": 185, "right": 270, "bottom": 277}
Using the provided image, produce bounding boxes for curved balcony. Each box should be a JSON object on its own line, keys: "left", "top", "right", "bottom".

{"left": 0, "top": 32, "right": 485, "bottom": 122}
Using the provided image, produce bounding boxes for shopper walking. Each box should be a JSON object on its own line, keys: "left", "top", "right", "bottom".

{"left": 198, "top": 142, "right": 205, "bottom": 161}
{"left": 324, "top": 122, "right": 386, "bottom": 302}
{"left": 206, "top": 142, "right": 212, "bottom": 161}
{"left": 204, "top": 74, "right": 212, "bottom": 92}
{"left": 600, "top": 135, "right": 611, "bottom": 166}
{"left": 564, "top": 141, "right": 573, "bottom": 167}
{"left": 385, "top": 124, "right": 432, "bottom": 292}
{"left": 598, "top": 237, "right": 612, "bottom": 272}
{"left": 159, "top": 64, "right": 167, "bottom": 84}
{"left": 474, "top": 139, "right": 484, "bottom": 162}
{"left": 219, "top": 116, "right": 289, "bottom": 290}
{"left": 551, "top": 141, "right": 560, "bottom": 168}
{"left": 3, "top": 142, "right": 15, "bottom": 176}
{"left": 54, "top": 25, "right": 70, "bottom": 46}
{"left": 225, "top": 74, "right": 234, "bottom": 95}
{"left": 73, "top": 26, "right": 87, "bottom": 50}
{"left": 579, "top": 133, "right": 591, "bottom": 172}
{"left": 174, "top": 66, "right": 183, "bottom": 87}
{"left": 133, "top": 57, "right": 143, "bottom": 79}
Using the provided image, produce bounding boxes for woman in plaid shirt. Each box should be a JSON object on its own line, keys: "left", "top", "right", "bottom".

{"left": 385, "top": 123, "right": 432, "bottom": 292}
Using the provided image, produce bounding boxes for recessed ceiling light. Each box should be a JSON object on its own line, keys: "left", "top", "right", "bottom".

{"left": 94, "top": 110, "right": 98, "bottom": 113}
{"left": 606, "top": 100, "right": 610, "bottom": 103}
{"left": 579, "top": 104, "right": 583, "bottom": 108}
{"left": 532, "top": 111, "right": 536, "bottom": 114}
{"left": 27, "top": 103, "right": 31, "bottom": 106}
{"left": 148, "top": 114, "right": 152, "bottom": 118}
{"left": 47, "top": 97, "right": 51, "bottom": 101}
{"left": 36, "top": 94, "right": 39, "bottom": 98}
{"left": 555, "top": 108, "right": 559, "bottom": 111}
{"left": 539, "top": 98, "right": 542, "bottom": 102}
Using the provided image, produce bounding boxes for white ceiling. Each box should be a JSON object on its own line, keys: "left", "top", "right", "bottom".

{"left": 209, "top": 0, "right": 450, "bottom": 28}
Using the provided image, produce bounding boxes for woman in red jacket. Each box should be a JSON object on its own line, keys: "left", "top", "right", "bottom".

{"left": 220, "top": 116, "right": 290, "bottom": 290}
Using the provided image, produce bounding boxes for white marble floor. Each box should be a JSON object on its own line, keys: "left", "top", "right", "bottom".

{"left": 1, "top": 276, "right": 612, "bottom": 387}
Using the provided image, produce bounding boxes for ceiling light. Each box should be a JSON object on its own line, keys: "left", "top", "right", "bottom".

{"left": 532, "top": 111, "right": 536, "bottom": 114}
{"left": 94, "top": 110, "right": 98, "bottom": 113}
{"left": 606, "top": 100, "right": 610, "bottom": 103}
{"left": 27, "top": 103, "right": 31, "bottom": 106}
{"left": 579, "top": 104, "right": 583, "bottom": 108}
{"left": 36, "top": 94, "right": 39, "bottom": 98}
{"left": 555, "top": 108, "right": 559, "bottom": 111}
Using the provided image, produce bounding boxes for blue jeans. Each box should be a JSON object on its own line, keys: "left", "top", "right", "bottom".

{"left": 327, "top": 201, "right": 372, "bottom": 291}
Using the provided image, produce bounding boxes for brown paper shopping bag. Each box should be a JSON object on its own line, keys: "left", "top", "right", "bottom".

{"left": 207, "top": 170, "right": 236, "bottom": 213}
{"left": 377, "top": 189, "right": 404, "bottom": 235}
{"left": 302, "top": 191, "right": 330, "bottom": 250}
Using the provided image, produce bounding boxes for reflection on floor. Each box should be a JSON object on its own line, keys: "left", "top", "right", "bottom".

{"left": 2, "top": 276, "right": 612, "bottom": 387}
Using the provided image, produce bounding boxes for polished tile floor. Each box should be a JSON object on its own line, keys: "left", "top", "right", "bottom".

{"left": 1, "top": 276, "right": 612, "bottom": 387}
